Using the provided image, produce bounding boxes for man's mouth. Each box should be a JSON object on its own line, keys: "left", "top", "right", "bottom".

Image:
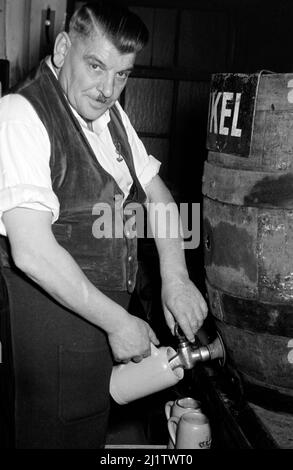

{"left": 95, "top": 93, "right": 107, "bottom": 104}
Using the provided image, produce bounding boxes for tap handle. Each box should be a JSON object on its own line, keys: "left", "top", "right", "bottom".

{"left": 174, "top": 323, "right": 188, "bottom": 343}
{"left": 174, "top": 323, "right": 202, "bottom": 347}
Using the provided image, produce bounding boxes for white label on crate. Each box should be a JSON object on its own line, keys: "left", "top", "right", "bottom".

{"left": 287, "top": 79, "right": 293, "bottom": 103}
{"left": 219, "top": 92, "right": 233, "bottom": 135}
{"left": 209, "top": 91, "right": 242, "bottom": 137}
{"left": 231, "top": 93, "right": 242, "bottom": 137}
{"left": 209, "top": 91, "right": 221, "bottom": 134}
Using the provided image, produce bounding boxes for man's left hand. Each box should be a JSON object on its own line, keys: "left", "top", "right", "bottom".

{"left": 161, "top": 274, "right": 208, "bottom": 342}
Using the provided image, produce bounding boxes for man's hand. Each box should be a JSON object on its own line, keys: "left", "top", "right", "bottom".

{"left": 161, "top": 274, "right": 208, "bottom": 343}
{"left": 107, "top": 313, "right": 159, "bottom": 363}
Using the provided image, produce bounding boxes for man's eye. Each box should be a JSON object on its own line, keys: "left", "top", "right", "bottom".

{"left": 117, "top": 71, "right": 129, "bottom": 80}
{"left": 90, "top": 63, "right": 101, "bottom": 70}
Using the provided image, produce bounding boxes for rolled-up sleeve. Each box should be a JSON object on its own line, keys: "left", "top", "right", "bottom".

{"left": 129, "top": 137, "right": 161, "bottom": 189}
{"left": 0, "top": 94, "right": 59, "bottom": 236}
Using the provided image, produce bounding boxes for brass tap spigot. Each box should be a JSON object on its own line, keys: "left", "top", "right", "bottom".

{"left": 168, "top": 324, "right": 226, "bottom": 371}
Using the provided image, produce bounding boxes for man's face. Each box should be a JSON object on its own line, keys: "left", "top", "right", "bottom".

{"left": 56, "top": 31, "right": 136, "bottom": 121}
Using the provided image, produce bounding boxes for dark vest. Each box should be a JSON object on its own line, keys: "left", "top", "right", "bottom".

{"left": 1, "top": 61, "right": 146, "bottom": 292}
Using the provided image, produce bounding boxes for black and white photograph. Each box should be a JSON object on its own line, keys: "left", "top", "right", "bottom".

{"left": 0, "top": 0, "right": 292, "bottom": 457}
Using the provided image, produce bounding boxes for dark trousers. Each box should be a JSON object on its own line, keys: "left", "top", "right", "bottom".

{"left": 0, "top": 267, "right": 130, "bottom": 449}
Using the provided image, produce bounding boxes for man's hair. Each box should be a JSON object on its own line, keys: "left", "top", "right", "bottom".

{"left": 68, "top": 1, "right": 149, "bottom": 54}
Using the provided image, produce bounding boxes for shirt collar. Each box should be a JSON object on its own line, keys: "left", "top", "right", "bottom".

{"left": 45, "top": 56, "right": 110, "bottom": 135}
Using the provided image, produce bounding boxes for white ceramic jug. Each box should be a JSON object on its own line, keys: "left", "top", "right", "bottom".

{"left": 110, "top": 344, "right": 184, "bottom": 405}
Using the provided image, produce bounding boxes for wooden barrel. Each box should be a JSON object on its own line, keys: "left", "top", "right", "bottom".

{"left": 203, "top": 72, "right": 293, "bottom": 411}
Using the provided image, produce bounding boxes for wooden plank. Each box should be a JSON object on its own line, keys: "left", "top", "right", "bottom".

{"left": 203, "top": 197, "right": 258, "bottom": 298}
{"left": 207, "top": 282, "right": 293, "bottom": 337}
{"left": 216, "top": 321, "right": 293, "bottom": 393}
{"left": 258, "top": 209, "right": 293, "bottom": 303}
{"left": 252, "top": 75, "right": 293, "bottom": 170}
{"left": 202, "top": 161, "right": 293, "bottom": 207}
{"left": 256, "top": 73, "right": 293, "bottom": 112}
{"left": 124, "top": 77, "right": 174, "bottom": 133}
{"left": 258, "top": 111, "right": 293, "bottom": 170}
{"left": 207, "top": 150, "right": 264, "bottom": 170}
{"left": 204, "top": 199, "right": 293, "bottom": 303}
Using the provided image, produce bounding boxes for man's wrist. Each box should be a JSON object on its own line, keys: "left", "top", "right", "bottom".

{"left": 103, "top": 307, "right": 130, "bottom": 335}
{"left": 161, "top": 266, "right": 189, "bottom": 284}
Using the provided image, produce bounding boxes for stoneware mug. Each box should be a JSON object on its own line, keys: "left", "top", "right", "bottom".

{"left": 165, "top": 397, "right": 202, "bottom": 448}
{"left": 165, "top": 397, "right": 202, "bottom": 420}
{"left": 168, "top": 411, "right": 212, "bottom": 449}
{"left": 110, "top": 343, "right": 184, "bottom": 405}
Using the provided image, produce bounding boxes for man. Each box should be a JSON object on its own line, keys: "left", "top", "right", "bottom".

{"left": 0, "top": 2, "right": 207, "bottom": 448}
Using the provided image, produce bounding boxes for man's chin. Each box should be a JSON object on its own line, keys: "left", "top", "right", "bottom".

{"left": 83, "top": 102, "right": 110, "bottom": 121}
{"left": 81, "top": 108, "right": 106, "bottom": 121}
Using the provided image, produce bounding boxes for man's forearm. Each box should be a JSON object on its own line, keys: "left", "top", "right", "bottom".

{"left": 18, "top": 240, "right": 129, "bottom": 333}
{"left": 145, "top": 175, "right": 188, "bottom": 282}
{"left": 148, "top": 201, "right": 188, "bottom": 281}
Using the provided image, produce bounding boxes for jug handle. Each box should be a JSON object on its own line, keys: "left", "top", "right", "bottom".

{"left": 165, "top": 400, "right": 174, "bottom": 420}
{"left": 168, "top": 416, "right": 179, "bottom": 448}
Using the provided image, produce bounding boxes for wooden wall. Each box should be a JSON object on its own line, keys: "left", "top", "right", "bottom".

{"left": 0, "top": 0, "right": 67, "bottom": 88}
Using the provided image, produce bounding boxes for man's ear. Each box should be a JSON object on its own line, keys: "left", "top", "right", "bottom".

{"left": 52, "top": 32, "right": 72, "bottom": 68}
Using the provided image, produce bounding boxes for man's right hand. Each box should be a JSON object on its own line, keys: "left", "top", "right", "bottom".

{"left": 107, "top": 313, "right": 160, "bottom": 363}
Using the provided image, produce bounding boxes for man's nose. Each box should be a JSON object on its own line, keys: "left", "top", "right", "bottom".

{"left": 100, "top": 73, "right": 115, "bottom": 98}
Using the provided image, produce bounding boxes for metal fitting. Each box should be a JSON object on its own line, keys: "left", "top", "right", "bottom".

{"left": 168, "top": 325, "right": 226, "bottom": 371}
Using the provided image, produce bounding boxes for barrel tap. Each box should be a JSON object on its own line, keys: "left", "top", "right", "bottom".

{"left": 168, "top": 324, "right": 226, "bottom": 370}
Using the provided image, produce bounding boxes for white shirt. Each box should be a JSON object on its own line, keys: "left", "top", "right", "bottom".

{"left": 0, "top": 63, "right": 160, "bottom": 236}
